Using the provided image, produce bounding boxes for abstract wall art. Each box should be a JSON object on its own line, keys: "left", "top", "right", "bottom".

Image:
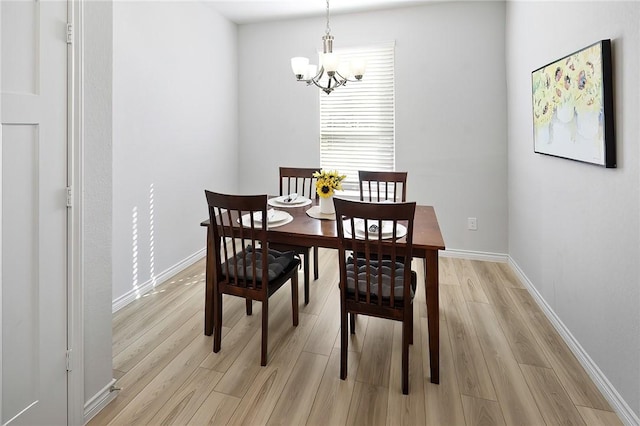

{"left": 531, "top": 39, "right": 616, "bottom": 168}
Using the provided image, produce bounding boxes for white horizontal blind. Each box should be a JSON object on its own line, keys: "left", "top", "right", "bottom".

{"left": 320, "top": 42, "right": 395, "bottom": 192}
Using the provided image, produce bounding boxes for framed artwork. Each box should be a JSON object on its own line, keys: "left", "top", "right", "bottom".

{"left": 531, "top": 39, "right": 616, "bottom": 168}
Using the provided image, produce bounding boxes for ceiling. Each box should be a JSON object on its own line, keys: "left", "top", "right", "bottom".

{"left": 207, "top": 0, "right": 434, "bottom": 24}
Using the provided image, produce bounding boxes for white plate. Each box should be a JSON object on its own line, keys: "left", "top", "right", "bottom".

{"left": 237, "top": 210, "right": 293, "bottom": 227}
{"left": 268, "top": 195, "right": 312, "bottom": 208}
{"left": 255, "top": 209, "right": 290, "bottom": 224}
{"left": 355, "top": 219, "right": 395, "bottom": 237}
{"left": 274, "top": 194, "right": 308, "bottom": 205}
{"left": 343, "top": 220, "right": 407, "bottom": 240}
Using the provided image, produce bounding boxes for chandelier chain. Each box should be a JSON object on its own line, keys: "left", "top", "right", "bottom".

{"left": 325, "top": 0, "right": 331, "bottom": 35}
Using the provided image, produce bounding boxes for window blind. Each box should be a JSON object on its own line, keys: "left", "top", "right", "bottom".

{"left": 320, "top": 42, "right": 395, "bottom": 192}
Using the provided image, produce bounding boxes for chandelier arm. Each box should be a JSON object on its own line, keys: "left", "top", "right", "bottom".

{"left": 334, "top": 71, "right": 361, "bottom": 83}
{"left": 301, "top": 67, "right": 326, "bottom": 87}
{"left": 313, "top": 66, "right": 325, "bottom": 82}
{"left": 331, "top": 75, "right": 348, "bottom": 89}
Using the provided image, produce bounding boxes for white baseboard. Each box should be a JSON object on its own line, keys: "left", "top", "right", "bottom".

{"left": 508, "top": 257, "right": 640, "bottom": 426}
{"left": 83, "top": 378, "right": 117, "bottom": 424}
{"left": 112, "top": 248, "right": 206, "bottom": 313}
{"left": 439, "top": 248, "right": 509, "bottom": 263}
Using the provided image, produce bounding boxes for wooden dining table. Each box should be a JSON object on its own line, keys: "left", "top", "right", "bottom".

{"left": 200, "top": 199, "right": 445, "bottom": 384}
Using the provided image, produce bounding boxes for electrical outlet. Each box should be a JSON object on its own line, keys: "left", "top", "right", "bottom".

{"left": 467, "top": 217, "right": 477, "bottom": 231}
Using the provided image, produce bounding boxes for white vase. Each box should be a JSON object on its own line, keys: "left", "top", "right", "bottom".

{"left": 319, "top": 196, "right": 335, "bottom": 214}
{"left": 556, "top": 100, "right": 575, "bottom": 123}
{"left": 577, "top": 110, "right": 599, "bottom": 139}
{"left": 536, "top": 123, "right": 551, "bottom": 145}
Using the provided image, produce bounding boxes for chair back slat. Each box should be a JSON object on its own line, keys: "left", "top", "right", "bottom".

{"left": 279, "top": 167, "right": 320, "bottom": 200}
{"left": 358, "top": 170, "right": 408, "bottom": 203}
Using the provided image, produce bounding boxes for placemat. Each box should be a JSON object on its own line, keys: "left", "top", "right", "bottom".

{"left": 306, "top": 206, "right": 336, "bottom": 221}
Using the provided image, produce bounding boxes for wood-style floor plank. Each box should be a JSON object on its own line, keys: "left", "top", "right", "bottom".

{"left": 441, "top": 284, "right": 497, "bottom": 401}
{"left": 307, "top": 348, "right": 361, "bottom": 426}
{"left": 91, "top": 249, "right": 622, "bottom": 426}
{"left": 461, "top": 395, "right": 506, "bottom": 426}
{"left": 107, "top": 333, "right": 212, "bottom": 425}
{"left": 423, "top": 318, "right": 466, "bottom": 426}
{"left": 439, "top": 256, "right": 461, "bottom": 286}
{"left": 212, "top": 285, "right": 294, "bottom": 398}
{"left": 185, "top": 390, "right": 240, "bottom": 425}
{"left": 89, "top": 312, "right": 204, "bottom": 425}
{"left": 455, "top": 258, "right": 490, "bottom": 304}
{"left": 266, "top": 351, "right": 328, "bottom": 425}
{"left": 303, "top": 283, "right": 341, "bottom": 356}
{"left": 346, "top": 382, "right": 389, "bottom": 426}
{"left": 146, "top": 366, "right": 223, "bottom": 426}
{"left": 576, "top": 406, "right": 625, "bottom": 426}
{"left": 113, "top": 288, "right": 203, "bottom": 373}
{"left": 225, "top": 312, "right": 317, "bottom": 425}
{"left": 386, "top": 320, "right": 426, "bottom": 425}
{"left": 199, "top": 303, "right": 261, "bottom": 373}
{"left": 494, "top": 261, "right": 525, "bottom": 289}
{"left": 519, "top": 364, "right": 586, "bottom": 426}
{"left": 355, "top": 317, "right": 394, "bottom": 388}
{"left": 471, "top": 260, "right": 550, "bottom": 368}
{"left": 467, "top": 301, "right": 545, "bottom": 425}
{"left": 509, "top": 287, "right": 612, "bottom": 411}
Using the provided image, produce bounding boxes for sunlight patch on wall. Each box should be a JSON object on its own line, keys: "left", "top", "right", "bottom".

{"left": 149, "top": 183, "right": 156, "bottom": 288}
{"left": 132, "top": 206, "right": 140, "bottom": 299}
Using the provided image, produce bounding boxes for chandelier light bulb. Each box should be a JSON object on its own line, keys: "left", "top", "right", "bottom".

{"left": 322, "top": 52, "right": 339, "bottom": 74}
{"left": 350, "top": 59, "right": 366, "bottom": 80}
{"left": 291, "top": 57, "right": 310, "bottom": 80}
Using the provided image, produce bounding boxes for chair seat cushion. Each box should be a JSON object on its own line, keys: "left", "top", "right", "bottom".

{"left": 346, "top": 257, "right": 417, "bottom": 300}
{"left": 223, "top": 246, "right": 296, "bottom": 282}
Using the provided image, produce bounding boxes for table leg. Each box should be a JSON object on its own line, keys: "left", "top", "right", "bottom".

{"left": 425, "top": 250, "right": 440, "bottom": 384}
{"left": 204, "top": 226, "right": 214, "bottom": 336}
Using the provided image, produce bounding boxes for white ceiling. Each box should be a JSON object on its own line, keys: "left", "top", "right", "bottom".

{"left": 207, "top": 0, "right": 435, "bottom": 24}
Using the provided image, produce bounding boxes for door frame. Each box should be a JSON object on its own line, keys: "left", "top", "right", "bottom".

{"left": 68, "top": 0, "right": 85, "bottom": 424}
{"left": 1, "top": 3, "right": 3, "bottom": 422}
{"left": 0, "top": 0, "right": 83, "bottom": 424}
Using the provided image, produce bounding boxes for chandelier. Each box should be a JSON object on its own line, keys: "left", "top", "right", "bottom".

{"left": 290, "top": 0, "right": 366, "bottom": 95}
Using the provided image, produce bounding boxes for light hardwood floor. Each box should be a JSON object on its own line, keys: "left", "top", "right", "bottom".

{"left": 90, "top": 249, "right": 623, "bottom": 426}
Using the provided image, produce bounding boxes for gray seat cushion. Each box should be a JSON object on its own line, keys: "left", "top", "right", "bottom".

{"left": 223, "top": 246, "right": 296, "bottom": 282}
{"left": 346, "top": 257, "right": 416, "bottom": 301}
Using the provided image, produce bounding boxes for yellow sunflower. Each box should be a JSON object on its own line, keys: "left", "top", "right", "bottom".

{"left": 313, "top": 170, "right": 347, "bottom": 198}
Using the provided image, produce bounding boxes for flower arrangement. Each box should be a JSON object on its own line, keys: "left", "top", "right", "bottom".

{"left": 532, "top": 44, "right": 604, "bottom": 128}
{"left": 532, "top": 71, "right": 554, "bottom": 127}
{"left": 313, "top": 169, "right": 346, "bottom": 198}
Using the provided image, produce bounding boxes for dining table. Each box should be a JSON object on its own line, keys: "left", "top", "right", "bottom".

{"left": 200, "top": 197, "right": 445, "bottom": 384}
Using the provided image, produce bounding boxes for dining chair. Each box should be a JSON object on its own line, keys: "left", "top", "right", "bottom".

{"left": 204, "top": 190, "right": 302, "bottom": 366}
{"left": 334, "top": 197, "right": 417, "bottom": 394}
{"left": 271, "top": 166, "right": 320, "bottom": 304}
{"left": 358, "top": 170, "right": 408, "bottom": 203}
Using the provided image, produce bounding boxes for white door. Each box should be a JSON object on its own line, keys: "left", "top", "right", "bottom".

{"left": 1, "top": 0, "right": 69, "bottom": 424}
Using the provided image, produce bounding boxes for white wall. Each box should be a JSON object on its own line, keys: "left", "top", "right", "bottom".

{"left": 112, "top": 1, "right": 238, "bottom": 302}
{"left": 506, "top": 1, "right": 639, "bottom": 421}
{"left": 237, "top": 1, "right": 508, "bottom": 256}
{"left": 84, "top": 0, "right": 114, "bottom": 406}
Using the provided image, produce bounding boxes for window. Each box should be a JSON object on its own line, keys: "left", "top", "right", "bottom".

{"left": 320, "top": 42, "right": 395, "bottom": 192}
